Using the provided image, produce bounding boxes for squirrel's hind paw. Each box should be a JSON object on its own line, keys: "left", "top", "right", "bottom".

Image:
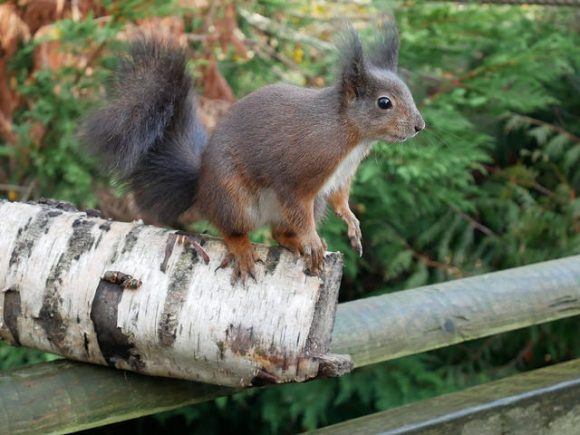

{"left": 299, "top": 234, "right": 326, "bottom": 276}
{"left": 217, "top": 249, "right": 261, "bottom": 286}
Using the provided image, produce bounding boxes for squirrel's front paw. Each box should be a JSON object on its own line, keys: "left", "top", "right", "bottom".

{"left": 346, "top": 217, "right": 362, "bottom": 257}
{"left": 299, "top": 234, "right": 326, "bottom": 275}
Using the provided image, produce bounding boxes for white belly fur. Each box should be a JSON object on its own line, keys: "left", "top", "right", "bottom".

{"left": 247, "top": 188, "right": 284, "bottom": 227}
{"left": 248, "top": 141, "right": 373, "bottom": 227}
{"left": 320, "top": 140, "right": 374, "bottom": 196}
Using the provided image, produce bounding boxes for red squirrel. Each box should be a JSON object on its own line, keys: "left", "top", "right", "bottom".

{"left": 84, "top": 23, "right": 424, "bottom": 283}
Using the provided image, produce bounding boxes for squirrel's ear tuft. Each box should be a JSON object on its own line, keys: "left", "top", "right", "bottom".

{"left": 368, "top": 17, "right": 399, "bottom": 71}
{"left": 338, "top": 27, "right": 368, "bottom": 101}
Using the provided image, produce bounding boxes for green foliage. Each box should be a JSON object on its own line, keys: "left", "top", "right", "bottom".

{"left": 7, "top": 19, "right": 110, "bottom": 205}
{"left": 4, "top": 1, "right": 175, "bottom": 205}
{"left": 0, "top": 341, "right": 60, "bottom": 369}
{"left": 330, "top": 2, "right": 580, "bottom": 295}
{"left": 1, "top": 1, "right": 579, "bottom": 434}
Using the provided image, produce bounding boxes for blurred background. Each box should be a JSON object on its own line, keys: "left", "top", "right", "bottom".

{"left": 0, "top": 0, "right": 579, "bottom": 433}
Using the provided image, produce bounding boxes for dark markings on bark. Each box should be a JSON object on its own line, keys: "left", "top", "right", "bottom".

{"left": 94, "top": 233, "right": 104, "bottom": 249}
{"left": 216, "top": 340, "right": 225, "bottom": 359}
{"left": 224, "top": 324, "right": 294, "bottom": 384}
{"left": 250, "top": 368, "right": 279, "bottom": 386}
{"left": 90, "top": 279, "right": 145, "bottom": 370}
{"left": 549, "top": 295, "right": 580, "bottom": 312}
{"left": 37, "top": 296, "right": 67, "bottom": 351}
{"left": 107, "top": 239, "right": 121, "bottom": 264}
{"left": 304, "top": 253, "right": 343, "bottom": 356}
{"left": 158, "top": 242, "right": 199, "bottom": 346}
{"left": 224, "top": 323, "right": 255, "bottom": 356}
{"left": 36, "top": 198, "right": 78, "bottom": 212}
{"left": 3, "top": 289, "right": 22, "bottom": 346}
{"left": 85, "top": 208, "right": 103, "bottom": 218}
{"left": 94, "top": 221, "right": 112, "bottom": 250}
{"left": 160, "top": 235, "right": 176, "bottom": 273}
{"left": 37, "top": 218, "right": 96, "bottom": 354}
{"left": 265, "top": 247, "right": 282, "bottom": 275}
{"left": 8, "top": 208, "right": 57, "bottom": 268}
{"left": 83, "top": 332, "right": 89, "bottom": 355}
{"left": 121, "top": 225, "right": 145, "bottom": 255}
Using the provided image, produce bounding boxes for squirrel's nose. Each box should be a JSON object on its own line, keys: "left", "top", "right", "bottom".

{"left": 414, "top": 116, "right": 426, "bottom": 133}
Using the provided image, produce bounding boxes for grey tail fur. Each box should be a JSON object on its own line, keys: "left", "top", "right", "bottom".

{"left": 82, "top": 38, "right": 207, "bottom": 225}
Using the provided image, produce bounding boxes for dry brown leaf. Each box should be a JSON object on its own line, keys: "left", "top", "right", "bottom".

{"left": 0, "top": 111, "right": 18, "bottom": 144}
{"left": 0, "top": 3, "right": 31, "bottom": 52}
{"left": 122, "top": 16, "right": 188, "bottom": 46}
{"left": 216, "top": 3, "right": 247, "bottom": 59}
{"left": 33, "top": 25, "right": 72, "bottom": 70}
{"left": 33, "top": 23, "right": 104, "bottom": 73}
{"left": 18, "top": 0, "right": 104, "bottom": 34}
{"left": 201, "top": 58, "right": 235, "bottom": 102}
{"left": 0, "top": 3, "right": 30, "bottom": 142}
{"left": 18, "top": 0, "right": 58, "bottom": 33}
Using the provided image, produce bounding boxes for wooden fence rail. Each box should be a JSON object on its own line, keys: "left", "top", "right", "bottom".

{"left": 1, "top": 255, "right": 579, "bottom": 433}
{"left": 314, "top": 358, "right": 580, "bottom": 434}
{"left": 332, "top": 254, "right": 580, "bottom": 367}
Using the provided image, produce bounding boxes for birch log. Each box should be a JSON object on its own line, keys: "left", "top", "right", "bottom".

{"left": 0, "top": 200, "right": 350, "bottom": 387}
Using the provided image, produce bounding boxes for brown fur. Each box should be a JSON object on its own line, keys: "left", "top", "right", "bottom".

{"left": 194, "top": 85, "right": 363, "bottom": 277}
{"left": 191, "top": 27, "right": 424, "bottom": 281}
{"left": 86, "top": 25, "right": 424, "bottom": 283}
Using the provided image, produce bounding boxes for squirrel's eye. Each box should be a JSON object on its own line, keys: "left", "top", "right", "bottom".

{"left": 377, "top": 97, "right": 392, "bottom": 110}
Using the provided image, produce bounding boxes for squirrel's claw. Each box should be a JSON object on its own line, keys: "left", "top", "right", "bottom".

{"left": 174, "top": 231, "right": 210, "bottom": 264}
{"left": 299, "top": 234, "right": 326, "bottom": 276}
{"left": 351, "top": 237, "right": 363, "bottom": 257}
{"left": 216, "top": 253, "right": 233, "bottom": 272}
{"left": 347, "top": 219, "right": 363, "bottom": 257}
{"left": 217, "top": 250, "right": 260, "bottom": 286}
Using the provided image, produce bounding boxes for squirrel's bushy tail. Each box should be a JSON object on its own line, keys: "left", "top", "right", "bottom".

{"left": 83, "top": 37, "right": 207, "bottom": 224}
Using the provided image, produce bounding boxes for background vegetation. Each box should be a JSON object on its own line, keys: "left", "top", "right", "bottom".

{"left": 1, "top": 0, "right": 579, "bottom": 433}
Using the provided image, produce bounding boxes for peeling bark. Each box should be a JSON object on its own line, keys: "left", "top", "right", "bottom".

{"left": 0, "top": 200, "right": 351, "bottom": 387}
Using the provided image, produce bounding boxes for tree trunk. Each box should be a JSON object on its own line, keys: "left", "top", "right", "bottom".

{"left": 0, "top": 200, "right": 350, "bottom": 387}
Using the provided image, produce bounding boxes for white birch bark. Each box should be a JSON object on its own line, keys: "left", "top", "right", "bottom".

{"left": 0, "top": 200, "right": 350, "bottom": 387}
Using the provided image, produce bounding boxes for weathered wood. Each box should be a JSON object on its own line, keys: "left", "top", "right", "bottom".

{"left": 0, "top": 200, "right": 349, "bottom": 387}
{"left": 0, "top": 256, "right": 578, "bottom": 433}
{"left": 0, "top": 360, "right": 235, "bottom": 435}
{"left": 332, "top": 254, "right": 580, "bottom": 367}
{"left": 313, "top": 358, "right": 580, "bottom": 434}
